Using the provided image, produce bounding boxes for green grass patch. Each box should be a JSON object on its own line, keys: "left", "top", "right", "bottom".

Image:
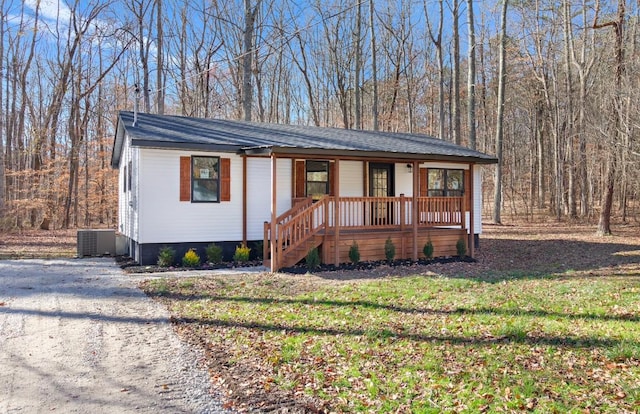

{"left": 142, "top": 272, "right": 640, "bottom": 412}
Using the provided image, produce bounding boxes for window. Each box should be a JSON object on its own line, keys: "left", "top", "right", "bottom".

{"left": 127, "top": 161, "right": 132, "bottom": 192}
{"left": 192, "top": 156, "right": 219, "bottom": 202}
{"left": 180, "top": 156, "right": 230, "bottom": 202}
{"left": 427, "top": 168, "right": 464, "bottom": 197}
{"left": 306, "top": 160, "right": 329, "bottom": 199}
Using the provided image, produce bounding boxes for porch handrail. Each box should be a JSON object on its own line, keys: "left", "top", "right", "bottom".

{"left": 265, "top": 196, "right": 328, "bottom": 268}
{"left": 275, "top": 197, "right": 313, "bottom": 225}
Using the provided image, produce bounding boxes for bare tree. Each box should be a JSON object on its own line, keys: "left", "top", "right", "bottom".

{"left": 242, "top": 0, "right": 261, "bottom": 121}
{"left": 369, "top": 0, "right": 379, "bottom": 131}
{"left": 290, "top": 32, "right": 321, "bottom": 126}
{"left": 562, "top": 0, "right": 577, "bottom": 218}
{"left": 451, "top": 0, "right": 461, "bottom": 145}
{"left": 569, "top": 0, "right": 597, "bottom": 217}
{"left": 125, "top": 0, "right": 155, "bottom": 112}
{"left": 0, "top": 1, "right": 5, "bottom": 214}
{"left": 353, "top": 0, "right": 362, "bottom": 129}
{"left": 425, "top": 0, "right": 446, "bottom": 140}
{"left": 156, "top": 0, "right": 164, "bottom": 114}
{"left": 467, "top": 0, "right": 477, "bottom": 150}
{"left": 493, "top": 0, "right": 509, "bottom": 224}
{"left": 594, "top": 0, "right": 625, "bottom": 235}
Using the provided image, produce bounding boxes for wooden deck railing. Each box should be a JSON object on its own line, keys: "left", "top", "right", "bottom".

{"left": 335, "top": 196, "right": 463, "bottom": 229}
{"left": 264, "top": 195, "right": 465, "bottom": 267}
{"left": 264, "top": 197, "right": 328, "bottom": 266}
{"left": 416, "top": 196, "right": 464, "bottom": 227}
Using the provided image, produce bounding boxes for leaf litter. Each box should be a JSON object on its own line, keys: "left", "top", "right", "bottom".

{"left": 140, "top": 222, "right": 640, "bottom": 412}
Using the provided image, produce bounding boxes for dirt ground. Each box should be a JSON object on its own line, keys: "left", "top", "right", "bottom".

{"left": 0, "top": 258, "right": 230, "bottom": 413}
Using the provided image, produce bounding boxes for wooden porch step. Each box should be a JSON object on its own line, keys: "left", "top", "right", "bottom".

{"left": 280, "top": 234, "right": 324, "bottom": 268}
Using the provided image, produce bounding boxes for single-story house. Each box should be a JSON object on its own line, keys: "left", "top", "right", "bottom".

{"left": 111, "top": 111, "right": 497, "bottom": 271}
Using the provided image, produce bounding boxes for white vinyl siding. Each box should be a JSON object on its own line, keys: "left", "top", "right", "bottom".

{"left": 137, "top": 149, "right": 243, "bottom": 244}
{"left": 474, "top": 166, "right": 482, "bottom": 235}
{"left": 245, "top": 157, "right": 292, "bottom": 240}
{"left": 338, "top": 161, "right": 363, "bottom": 196}
{"left": 117, "top": 134, "right": 139, "bottom": 241}
{"left": 395, "top": 163, "right": 414, "bottom": 196}
{"left": 246, "top": 158, "right": 270, "bottom": 240}
{"left": 276, "top": 158, "right": 293, "bottom": 215}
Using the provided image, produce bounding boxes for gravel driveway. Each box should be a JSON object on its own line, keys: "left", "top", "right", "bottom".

{"left": 0, "top": 258, "right": 231, "bottom": 413}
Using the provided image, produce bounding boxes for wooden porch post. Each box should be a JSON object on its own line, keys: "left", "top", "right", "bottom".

{"left": 468, "top": 164, "right": 475, "bottom": 258}
{"left": 334, "top": 159, "right": 340, "bottom": 266}
{"left": 242, "top": 155, "right": 248, "bottom": 245}
{"left": 270, "top": 154, "right": 278, "bottom": 272}
{"left": 400, "top": 193, "right": 406, "bottom": 258}
{"left": 412, "top": 160, "right": 419, "bottom": 261}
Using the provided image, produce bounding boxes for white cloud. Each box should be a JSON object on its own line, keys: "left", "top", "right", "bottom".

{"left": 23, "top": 0, "right": 71, "bottom": 23}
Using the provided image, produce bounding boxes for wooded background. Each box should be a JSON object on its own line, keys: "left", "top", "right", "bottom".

{"left": 1, "top": 0, "right": 638, "bottom": 233}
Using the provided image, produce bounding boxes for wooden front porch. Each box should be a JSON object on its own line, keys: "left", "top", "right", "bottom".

{"left": 263, "top": 195, "right": 472, "bottom": 271}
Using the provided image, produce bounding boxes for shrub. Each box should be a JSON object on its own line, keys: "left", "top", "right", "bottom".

{"left": 348, "top": 241, "right": 360, "bottom": 264}
{"left": 456, "top": 238, "right": 467, "bottom": 257}
{"left": 205, "top": 243, "right": 223, "bottom": 264}
{"left": 384, "top": 237, "right": 396, "bottom": 262}
{"left": 233, "top": 244, "right": 251, "bottom": 263}
{"left": 253, "top": 241, "right": 264, "bottom": 260}
{"left": 306, "top": 247, "right": 320, "bottom": 271}
{"left": 423, "top": 240, "right": 434, "bottom": 259}
{"left": 182, "top": 248, "right": 201, "bottom": 267}
{"left": 157, "top": 246, "right": 175, "bottom": 267}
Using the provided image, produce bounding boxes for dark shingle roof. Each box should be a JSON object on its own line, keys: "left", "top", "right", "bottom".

{"left": 112, "top": 111, "right": 497, "bottom": 167}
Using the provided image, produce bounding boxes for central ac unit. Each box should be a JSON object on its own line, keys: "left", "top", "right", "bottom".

{"left": 77, "top": 229, "right": 116, "bottom": 257}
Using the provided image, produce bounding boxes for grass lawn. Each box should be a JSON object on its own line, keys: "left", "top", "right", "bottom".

{"left": 142, "top": 223, "right": 640, "bottom": 412}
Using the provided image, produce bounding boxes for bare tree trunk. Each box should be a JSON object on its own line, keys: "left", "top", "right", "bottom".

{"left": 535, "top": 94, "right": 545, "bottom": 208}
{"left": 242, "top": 0, "right": 260, "bottom": 122}
{"left": 563, "top": 0, "right": 576, "bottom": 218}
{"left": 451, "top": 0, "right": 461, "bottom": 145}
{"left": 369, "top": 0, "right": 379, "bottom": 131}
{"left": 425, "top": 0, "right": 445, "bottom": 140}
{"left": 493, "top": 0, "right": 509, "bottom": 224}
{"left": 571, "top": 0, "right": 596, "bottom": 217}
{"left": 0, "top": 3, "right": 5, "bottom": 214}
{"left": 594, "top": 0, "right": 625, "bottom": 235}
{"left": 354, "top": 0, "right": 362, "bottom": 130}
{"left": 291, "top": 34, "right": 320, "bottom": 126}
{"left": 467, "top": 0, "right": 477, "bottom": 150}
{"left": 156, "top": 0, "right": 164, "bottom": 114}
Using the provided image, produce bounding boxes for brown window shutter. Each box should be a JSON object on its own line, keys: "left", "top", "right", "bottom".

{"left": 419, "top": 168, "right": 428, "bottom": 197}
{"left": 295, "top": 160, "right": 305, "bottom": 198}
{"left": 220, "top": 158, "right": 231, "bottom": 201}
{"left": 180, "top": 156, "right": 191, "bottom": 201}
{"left": 328, "top": 161, "right": 336, "bottom": 196}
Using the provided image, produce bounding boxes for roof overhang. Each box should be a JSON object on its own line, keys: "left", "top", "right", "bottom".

{"left": 244, "top": 146, "right": 498, "bottom": 164}
{"left": 110, "top": 118, "right": 126, "bottom": 169}
{"left": 131, "top": 139, "right": 243, "bottom": 153}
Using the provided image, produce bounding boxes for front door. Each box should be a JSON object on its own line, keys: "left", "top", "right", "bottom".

{"left": 369, "top": 163, "right": 394, "bottom": 224}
